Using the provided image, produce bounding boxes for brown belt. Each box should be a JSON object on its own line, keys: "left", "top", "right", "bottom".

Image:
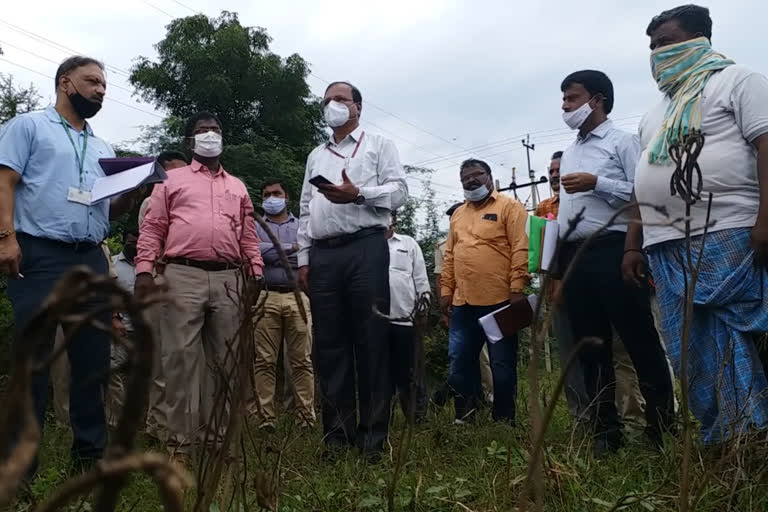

{"left": 166, "top": 257, "right": 240, "bottom": 272}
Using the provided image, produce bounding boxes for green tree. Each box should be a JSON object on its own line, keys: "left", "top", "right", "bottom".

{"left": 0, "top": 72, "right": 41, "bottom": 125}
{"left": 129, "top": 11, "right": 323, "bottom": 153}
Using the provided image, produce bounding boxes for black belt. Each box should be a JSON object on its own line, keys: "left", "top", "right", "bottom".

{"left": 313, "top": 226, "right": 385, "bottom": 249}
{"left": 267, "top": 284, "right": 296, "bottom": 293}
{"left": 562, "top": 230, "right": 626, "bottom": 251}
{"left": 16, "top": 232, "right": 100, "bottom": 252}
{"left": 166, "top": 257, "right": 240, "bottom": 272}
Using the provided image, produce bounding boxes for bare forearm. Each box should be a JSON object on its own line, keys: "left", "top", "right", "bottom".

{"left": 0, "top": 169, "right": 19, "bottom": 230}
{"left": 109, "top": 193, "right": 137, "bottom": 220}
{"left": 624, "top": 192, "right": 644, "bottom": 251}
{"left": 755, "top": 134, "right": 768, "bottom": 219}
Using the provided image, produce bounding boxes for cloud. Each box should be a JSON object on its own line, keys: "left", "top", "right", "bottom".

{"left": 2, "top": 0, "right": 766, "bottom": 206}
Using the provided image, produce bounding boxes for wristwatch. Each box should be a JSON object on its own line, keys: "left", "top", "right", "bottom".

{"left": 354, "top": 194, "right": 366, "bottom": 205}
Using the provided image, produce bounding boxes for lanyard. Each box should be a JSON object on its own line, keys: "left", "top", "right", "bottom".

{"left": 59, "top": 115, "right": 89, "bottom": 187}
{"left": 326, "top": 131, "right": 365, "bottom": 169}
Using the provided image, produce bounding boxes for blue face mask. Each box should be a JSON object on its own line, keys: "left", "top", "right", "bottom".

{"left": 463, "top": 184, "right": 490, "bottom": 202}
{"left": 263, "top": 197, "right": 286, "bottom": 216}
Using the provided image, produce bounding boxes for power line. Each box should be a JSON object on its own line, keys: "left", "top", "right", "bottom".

{"left": 142, "top": 0, "right": 178, "bottom": 19}
{"left": 410, "top": 114, "right": 643, "bottom": 167}
{"left": 0, "top": 40, "right": 138, "bottom": 96}
{"left": 0, "top": 19, "right": 131, "bottom": 78}
{"left": 0, "top": 58, "right": 164, "bottom": 119}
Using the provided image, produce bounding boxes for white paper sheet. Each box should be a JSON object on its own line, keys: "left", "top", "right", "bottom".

{"left": 90, "top": 162, "right": 156, "bottom": 204}
{"left": 478, "top": 304, "right": 510, "bottom": 344}
{"left": 478, "top": 295, "right": 539, "bottom": 344}
{"left": 540, "top": 220, "right": 559, "bottom": 272}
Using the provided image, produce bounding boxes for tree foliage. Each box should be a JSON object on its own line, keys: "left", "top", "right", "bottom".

{"left": 0, "top": 73, "right": 41, "bottom": 125}
{"left": 129, "top": 11, "right": 323, "bottom": 153}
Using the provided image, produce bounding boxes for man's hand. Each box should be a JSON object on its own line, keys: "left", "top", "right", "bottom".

{"left": 298, "top": 265, "right": 310, "bottom": 294}
{"left": 111, "top": 315, "right": 127, "bottom": 338}
{"left": 317, "top": 169, "right": 360, "bottom": 204}
{"left": 291, "top": 243, "right": 300, "bottom": 254}
{"left": 621, "top": 250, "right": 648, "bottom": 287}
{"left": 439, "top": 295, "right": 453, "bottom": 316}
{"left": 751, "top": 216, "right": 768, "bottom": 270}
{"left": 509, "top": 292, "right": 526, "bottom": 304}
{"left": 561, "top": 172, "right": 598, "bottom": 194}
{"left": 0, "top": 235, "right": 21, "bottom": 278}
{"left": 134, "top": 272, "right": 156, "bottom": 299}
{"left": 550, "top": 280, "right": 564, "bottom": 306}
{"left": 440, "top": 313, "right": 451, "bottom": 328}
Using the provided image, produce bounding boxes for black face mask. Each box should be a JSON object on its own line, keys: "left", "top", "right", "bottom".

{"left": 68, "top": 83, "right": 102, "bottom": 119}
{"left": 123, "top": 245, "right": 137, "bottom": 262}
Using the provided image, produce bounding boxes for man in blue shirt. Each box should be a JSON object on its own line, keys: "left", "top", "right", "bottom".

{"left": 556, "top": 70, "right": 674, "bottom": 457}
{"left": 0, "top": 56, "right": 136, "bottom": 474}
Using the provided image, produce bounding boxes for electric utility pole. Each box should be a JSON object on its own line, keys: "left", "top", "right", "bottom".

{"left": 522, "top": 134, "right": 539, "bottom": 209}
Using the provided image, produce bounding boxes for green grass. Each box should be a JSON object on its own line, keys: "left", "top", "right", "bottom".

{"left": 10, "top": 370, "right": 768, "bottom": 512}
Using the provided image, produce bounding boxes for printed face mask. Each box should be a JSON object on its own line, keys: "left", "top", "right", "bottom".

{"left": 562, "top": 101, "right": 593, "bottom": 130}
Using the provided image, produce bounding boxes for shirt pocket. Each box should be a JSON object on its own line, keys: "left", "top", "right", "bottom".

{"left": 390, "top": 249, "right": 413, "bottom": 273}
{"left": 218, "top": 190, "right": 242, "bottom": 227}
{"left": 472, "top": 217, "right": 505, "bottom": 241}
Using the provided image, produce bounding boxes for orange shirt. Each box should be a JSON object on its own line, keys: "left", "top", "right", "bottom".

{"left": 534, "top": 195, "right": 560, "bottom": 219}
{"left": 441, "top": 190, "right": 529, "bottom": 306}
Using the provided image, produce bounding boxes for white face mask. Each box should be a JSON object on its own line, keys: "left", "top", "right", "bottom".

{"left": 562, "top": 101, "right": 594, "bottom": 130}
{"left": 193, "top": 131, "right": 223, "bottom": 157}
{"left": 324, "top": 100, "right": 351, "bottom": 128}
{"left": 463, "top": 184, "right": 491, "bottom": 202}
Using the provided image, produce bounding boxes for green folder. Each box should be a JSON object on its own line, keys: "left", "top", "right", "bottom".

{"left": 528, "top": 216, "right": 548, "bottom": 273}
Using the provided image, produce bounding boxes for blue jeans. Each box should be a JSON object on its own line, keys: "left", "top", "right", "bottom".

{"left": 448, "top": 303, "right": 519, "bottom": 424}
{"left": 6, "top": 234, "right": 110, "bottom": 474}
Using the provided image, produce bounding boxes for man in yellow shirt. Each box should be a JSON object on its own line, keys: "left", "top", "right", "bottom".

{"left": 440, "top": 159, "right": 528, "bottom": 424}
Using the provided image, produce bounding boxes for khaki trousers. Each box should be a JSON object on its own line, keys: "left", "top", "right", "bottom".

{"left": 160, "top": 264, "right": 241, "bottom": 451}
{"left": 146, "top": 277, "right": 169, "bottom": 441}
{"left": 612, "top": 335, "right": 646, "bottom": 428}
{"left": 252, "top": 291, "right": 315, "bottom": 425}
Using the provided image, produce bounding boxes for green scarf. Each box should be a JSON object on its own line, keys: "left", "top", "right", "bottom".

{"left": 648, "top": 37, "right": 734, "bottom": 164}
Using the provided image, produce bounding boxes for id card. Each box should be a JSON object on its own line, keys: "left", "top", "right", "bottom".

{"left": 67, "top": 187, "right": 92, "bottom": 206}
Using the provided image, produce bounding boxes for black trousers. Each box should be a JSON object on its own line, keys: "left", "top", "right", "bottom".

{"left": 309, "top": 231, "right": 392, "bottom": 452}
{"left": 561, "top": 232, "right": 674, "bottom": 438}
{"left": 6, "top": 234, "right": 110, "bottom": 474}
{"left": 390, "top": 324, "right": 428, "bottom": 423}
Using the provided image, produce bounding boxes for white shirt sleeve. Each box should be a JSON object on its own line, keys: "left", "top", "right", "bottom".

{"left": 297, "top": 155, "right": 314, "bottom": 267}
{"left": 732, "top": 72, "right": 768, "bottom": 143}
{"left": 410, "top": 238, "right": 430, "bottom": 299}
{"left": 593, "top": 133, "right": 639, "bottom": 207}
{"left": 358, "top": 138, "right": 409, "bottom": 210}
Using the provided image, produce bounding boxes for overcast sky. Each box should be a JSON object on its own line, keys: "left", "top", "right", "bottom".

{"left": 1, "top": 0, "right": 766, "bottom": 209}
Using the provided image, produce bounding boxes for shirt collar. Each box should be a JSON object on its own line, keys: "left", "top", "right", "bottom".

{"left": 327, "top": 125, "right": 365, "bottom": 147}
{"left": 45, "top": 105, "right": 95, "bottom": 136}
{"left": 191, "top": 158, "right": 226, "bottom": 176}
{"left": 578, "top": 119, "right": 613, "bottom": 142}
{"left": 390, "top": 232, "right": 403, "bottom": 242}
{"left": 265, "top": 213, "right": 296, "bottom": 225}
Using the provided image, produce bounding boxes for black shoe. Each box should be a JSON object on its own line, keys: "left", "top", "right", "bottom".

{"left": 593, "top": 433, "right": 624, "bottom": 459}
{"left": 361, "top": 449, "right": 383, "bottom": 465}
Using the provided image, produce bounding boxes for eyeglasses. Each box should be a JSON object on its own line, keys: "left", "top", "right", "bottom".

{"left": 322, "top": 96, "right": 354, "bottom": 107}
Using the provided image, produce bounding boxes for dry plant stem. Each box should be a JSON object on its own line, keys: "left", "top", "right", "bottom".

{"left": 517, "top": 338, "right": 599, "bottom": 511}
{"left": 35, "top": 453, "right": 193, "bottom": 512}
{"left": 679, "top": 193, "right": 713, "bottom": 512}
{"left": 386, "top": 294, "right": 430, "bottom": 512}
{"left": 517, "top": 201, "right": 669, "bottom": 512}
{"left": 254, "top": 214, "right": 308, "bottom": 323}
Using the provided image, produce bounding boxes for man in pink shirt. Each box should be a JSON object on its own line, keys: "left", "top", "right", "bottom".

{"left": 135, "top": 112, "right": 264, "bottom": 460}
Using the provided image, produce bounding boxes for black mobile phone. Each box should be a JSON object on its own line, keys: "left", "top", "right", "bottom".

{"left": 309, "top": 175, "right": 333, "bottom": 187}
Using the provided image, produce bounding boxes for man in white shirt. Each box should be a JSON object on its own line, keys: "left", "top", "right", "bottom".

{"left": 557, "top": 70, "right": 674, "bottom": 457}
{"left": 386, "top": 211, "right": 430, "bottom": 423}
{"left": 297, "top": 81, "right": 408, "bottom": 458}
{"left": 623, "top": 4, "right": 768, "bottom": 444}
